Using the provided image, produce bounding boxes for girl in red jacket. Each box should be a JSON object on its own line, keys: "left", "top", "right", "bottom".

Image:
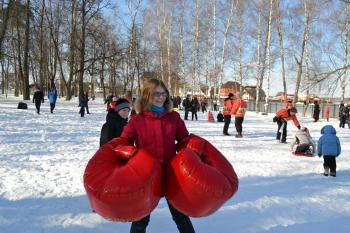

{"left": 120, "top": 78, "right": 195, "bottom": 233}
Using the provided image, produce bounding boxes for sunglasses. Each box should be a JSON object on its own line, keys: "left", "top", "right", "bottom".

{"left": 153, "top": 91, "right": 168, "bottom": 98}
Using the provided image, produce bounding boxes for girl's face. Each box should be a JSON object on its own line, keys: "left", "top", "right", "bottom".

{"left": 118, "top": 108, "right": 130, "bottom": 119}
{"left": 151, "top": 86, "right": 167, "bottom": 107}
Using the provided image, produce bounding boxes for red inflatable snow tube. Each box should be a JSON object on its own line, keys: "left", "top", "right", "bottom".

{"left": 83, "top": 138, "right": 162, "bottom": 222}
{"left": 164, "top": 134, "right": 239, "bottom": 217}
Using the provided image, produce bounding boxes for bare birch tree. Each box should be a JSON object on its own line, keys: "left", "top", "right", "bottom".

{"left": 341, "top": 2, "right": 349, "bottom": 102}
{"left": 275, "top": 0, "right": 287, "bottom": 101}
{"left": 293, "top": 0, "right": 310, "bottom": 104}
{"left": 264, "top": 0, "right": 273, "bottom": 114}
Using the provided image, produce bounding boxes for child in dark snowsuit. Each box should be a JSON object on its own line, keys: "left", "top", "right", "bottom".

{"left": 317, "top": 125, "right": 341, "bottom": 177}
{"left": 100, "top": 98, "right": 130, "bottom": 147}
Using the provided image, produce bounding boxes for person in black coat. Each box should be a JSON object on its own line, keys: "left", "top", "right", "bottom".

{"left": 85, "top": 91, "right": 90, "bottom": 114}
{"left": 100, "top": 98, "right": 131, "bottom": 147}
{"left": 182, "top": 95, "right": 192, "bottom": 120}
{"left": 33, "top": 87, "right": 44, "bottom": 114}
{"left": 190, "top": 95, "right": 199, "bottom": 120}
{"left": 313, "top": 100, "right": 320, "bottom": 122}
{"left": 78, "top": 93, "right": 88, "bottom": 117}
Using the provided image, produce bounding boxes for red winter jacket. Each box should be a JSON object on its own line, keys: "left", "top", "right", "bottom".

{"left": 120, "top": 110, "right": 189, "bottom": 167}
{"left": 223, "top": 98, "right": 234, "bottom": 116}
{"left": 231, "top": 98, "right": 247, "bottom": 118}
{"left": 276, "top": 108, "right": 300, "bottom": 127}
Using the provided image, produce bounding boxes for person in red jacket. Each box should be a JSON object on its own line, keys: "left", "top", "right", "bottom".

{"left": 325, "top": 104, "right": 330, "bottom": 122}
{"left": 231, "top": 94, "right": 247, "bottom": 138}
{"left": 223, "top": 93, "right": 235, "bottom": 135}
{"left": 273, "top": 107, "right": 301, "bottom": 143}
{"left": 120, "top": 78, "right": 195, "bottom": 233}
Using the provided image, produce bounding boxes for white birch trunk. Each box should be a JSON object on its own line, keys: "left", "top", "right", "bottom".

{"left": 213, "top": 0, "right": 217, "bottom": 99}
{"left": 264, "top": 0, "right": 273, "bottom": 114}
{"left": 275, "top": 0, "right": 287, "bottom": 100}
{"left": 341, "top": 3, "right": 349, "bottom": 102}
{"left": 255, "top": 1, "right": 262, "bottom": 113}
{"left": 157, "top": 0, "right": 164, "bottom": 81}
{"left": 166, "top": 10, "right": 172, "bottom": 95}
{"left": 237, "top": 0, "right": 244, "bottom": 93}
{"left": 218, "top": 0, "right": 235, "bottom": 95}
{"left": 293, "top": 0, "right": 310, "bottom": 104}
{"left": 179, "top": 0, "right": 185, "bottom": 95}
{"left": 206, "top": 1, "right": 211, "bottom": 98}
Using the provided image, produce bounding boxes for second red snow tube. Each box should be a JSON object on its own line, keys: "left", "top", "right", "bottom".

{"left": 164, "top": 134, "right": 239, "bottom": 217}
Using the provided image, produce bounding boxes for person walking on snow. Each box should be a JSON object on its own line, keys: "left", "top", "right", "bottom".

{"left": 317, "top": 125, "right": 341, "bottom": 177}
{"left": 48, "top": 88, "right": 57, "bottom": 113}
{"left": 273, "top": 107, "right": 301, "bottom": 143}
{"left": 190, "top": 96, "right": 199, "bottom": 120}
{"left": 78, "top": 93, "right": 88, "bottom": 117}
{"left": 84, "top": 91, "right": 90, "bottom": 114}
{"left": 182, "top": 95, "right": 191, "bottom": 120}
{"left": 223, "top": 93, "right": 235, "bottom": 136}
{"left": 231, "top": 93, "right": 247, "bottom": 138}
{"left": 33, "top": 87, "right": 44, "bottom": 114}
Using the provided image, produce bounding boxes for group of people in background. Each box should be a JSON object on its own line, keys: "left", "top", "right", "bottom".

{"left": 222, "top": 92, "right": 247, "bottom": 138}
{"left": 32, "top": 86, "right": 57, "bottom": 114}
{"left": 31, "top": 83, "right": 345, "bottom": 179}
{"left": 274, "top": 99, "right": 341, "bottom": 177}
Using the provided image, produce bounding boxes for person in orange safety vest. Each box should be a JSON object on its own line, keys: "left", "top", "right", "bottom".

{"left": 273, "top": 107, "right": 301, "bottom": 143}
{"left": 223, "top": 93, "right": 235, "bottom": 136}
{"left": 231, "top": 94, "right": 247, "bottom": 138}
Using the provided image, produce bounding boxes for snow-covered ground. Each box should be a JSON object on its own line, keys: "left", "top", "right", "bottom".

{"left": 1, "top": 94, "right": 350, "bottom": 233}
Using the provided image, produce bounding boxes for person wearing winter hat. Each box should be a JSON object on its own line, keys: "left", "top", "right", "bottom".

{"left": 223, "top": 93, "right": 235, "bottom": 135}
{"left": 106, "top": 96, "right": 118, "bottom": 112}
{"left": 273, "top": 107, "right": 301, "bottom": 143}
{"left": 100, "top": 98, "right": 130, "bottom": 147}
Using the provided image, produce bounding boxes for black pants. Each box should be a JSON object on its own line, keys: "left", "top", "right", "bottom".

{"left": 339, "top": 116, "right": 347, "bottom": 128}
{"left": 223, "top": 115, "right": 231, "bottom": 134}
{"left": 213, "top": 104, "right": 217, "bottom": 111}
{"left": 235, "top": 117, "right": 244, "bottom": 134}
{"left": 130, "top": 201, "right": 195, "bottom": 233}
{"left": 35, "top": 101, "right": 41, "bottom": 114}
{"left": 191, "top": 111, "right": 197, "bottom": 120}
{"left": 295, "top": 144, "right": 310, "bottom": 153}
{"left": 50, "top": 103, "right": 55, "bottom": 113}
{"left": 323, "top": 156, "right": 336, "bottom": 173}
{"left": 79, "top": 107, "right": 85, "bottom": 117}
{"left": 276, "top": 119, "right": 287, "bottom": 142}
{"left": 85, "top": 105, "right": 90, "bottom": 114}
{"left": 184, "top": 110, "right": 189, "bottom": 120}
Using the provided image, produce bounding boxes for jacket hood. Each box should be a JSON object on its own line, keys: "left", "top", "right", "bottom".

{"left": 321, "top": 125, "right": 336, "bottom": 135}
